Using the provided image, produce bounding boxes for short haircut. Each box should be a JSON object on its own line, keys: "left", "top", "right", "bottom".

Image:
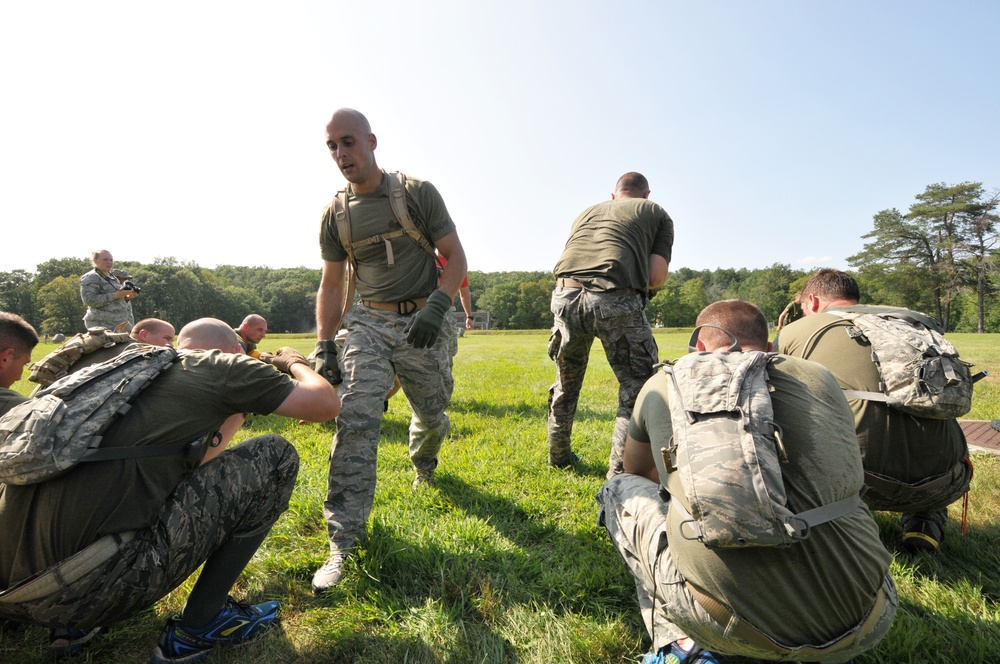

{"left": 0, "top": 312, "right": 39, "bottom": 355}
{"left": 695, "top": 300, "right": 769, "bottom": 350}
{"left": 615, "top": 172, "right": 649, "bottom": 195}
{"left": 133, "top": 318, "right": 171, "bottom": 335}
{"left": 801, "top": 269, "right": 861, "bottom": 302}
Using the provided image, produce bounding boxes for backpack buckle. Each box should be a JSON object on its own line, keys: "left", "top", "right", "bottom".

{"left": 396, "top": 300, "right": 419, "bottom": 315}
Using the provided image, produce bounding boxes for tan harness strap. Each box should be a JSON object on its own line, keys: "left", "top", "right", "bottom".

{"left": 331, "top": 171, "right": 438, "bottom": 316}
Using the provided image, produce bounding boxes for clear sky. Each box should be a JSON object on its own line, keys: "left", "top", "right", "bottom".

{"left": 3, "top": 1, "right": 998, "bottom": 276}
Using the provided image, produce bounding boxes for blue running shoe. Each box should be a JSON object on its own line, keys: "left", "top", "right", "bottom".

{"left": 641, "top": 640, "right": 727, "bottom": 664}
{"left": 150, "top": 596, "right": 280, "bottom": 663}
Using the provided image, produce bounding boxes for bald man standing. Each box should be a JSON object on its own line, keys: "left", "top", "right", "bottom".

{"left": 309, "top": 108, "right": 468, "bottom": 592}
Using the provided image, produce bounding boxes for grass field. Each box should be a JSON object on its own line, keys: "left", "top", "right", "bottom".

{"left": 2, "top": 330, "right": 999, "bottom": 663}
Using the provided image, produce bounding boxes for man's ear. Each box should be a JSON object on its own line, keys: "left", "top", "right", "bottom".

{"left": 767, "top": 341, "right": 774, "bottom": 352}
{"left": 805, "top": 293, "right": 822, "bottom": 314}
{"left": 370, "top": 133, "right": 377, "bottom": 150}
{"left": 696, "top": 339, "right": 707, "bottom": 352}
{"left": 0, "top": 348, "right": 12, "bottom": 365}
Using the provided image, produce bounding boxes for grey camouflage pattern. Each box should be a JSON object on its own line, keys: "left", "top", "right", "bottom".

{"left": 865, "top": 459, "right": 972, "bottom": 525}
{"left": 597, "top": 473, "right": 897, "bottom": 661}
{"left": 664, "top": 351, "right": 801, "bottom": 548}
{"left": 80, "top": 270, "right": 133, "bottom": 332}
{"left": 827, "top": 311, "right": 973, "bottom": 419}
{"left": 28, "top": 329, "right": 134, "bottom": 387}
{"left": 0, "top": 345, "right": 177, "bottom": 485}
{"left": 324, "top": 304, "right": 453, "bottom": 552}
{"left": 0, "top": 435, "right": 298, "bottom": 628}
{"left": 547, "top": 288, "right": 657, "bottom": 473}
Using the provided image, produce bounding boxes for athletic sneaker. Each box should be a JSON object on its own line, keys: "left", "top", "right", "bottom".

{"left": 47, "top": 626, "right": 102, "bottom": 656}
{"left": 311, "top": 550, "right": 350, "bottom": 593}
{"left": 900, "top": 516, "right": 944, "bottom": 554}
{"left": 641, "top": 640, "right": 726, "bottom": 663}
{"left": 150, "top": 596, "right": 280, "bottom": 663}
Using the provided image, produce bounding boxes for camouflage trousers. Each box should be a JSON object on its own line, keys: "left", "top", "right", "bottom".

{"left": 547, "top": 287, "right": 658, "bottom": 474}
{"left": 597, "top": 474, "right": 897, "bottom": 662}
{"left": 0, "top": 435, "right": 298, "bottom": 628}
{"left": 325, "top": 304, "right": 453, "bottom": 552}
{"left": 863, "top": 457, "right": 973, "bottom": 532}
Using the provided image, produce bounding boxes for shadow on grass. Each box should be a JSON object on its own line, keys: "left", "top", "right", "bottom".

{"left": 872, "top": 510, "right": 1000, "bottom": 600}
{"left": 870, "top": 595, "right": 1000, "bottom": 662}
{"left": 301, "top": 473, "right": 639, "bottom": 660}
{"left": 447, "top": 396, "right": 620, "bottom": 431}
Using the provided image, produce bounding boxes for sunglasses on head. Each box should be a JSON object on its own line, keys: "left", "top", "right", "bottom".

{"left": 687, "top": 325, "right": 742, "bottom": 354}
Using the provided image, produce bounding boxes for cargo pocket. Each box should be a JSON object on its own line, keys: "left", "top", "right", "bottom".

{"left": 547, "top": 328, "right": 563, "bottom": 361}
{"left": 595, "top": 293, "right": 643, "bottom": 321}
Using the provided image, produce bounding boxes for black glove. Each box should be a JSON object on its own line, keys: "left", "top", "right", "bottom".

{"left": 260, "top": 347, "right": 310, "bottom": 375}
{"left": 308, "top": 339, "right": 342, "bottom": 385}
{"left": 405, "top": 290, "right": 453, "bottom": 349}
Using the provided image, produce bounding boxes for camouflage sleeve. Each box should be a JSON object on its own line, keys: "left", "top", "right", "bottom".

{"left": 79, "top": 271, "right": 117, "bottom": 307}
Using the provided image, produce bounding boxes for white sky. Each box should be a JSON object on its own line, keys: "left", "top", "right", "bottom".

{"left": 3, "top": 1, "right": 998, "bottom": 275}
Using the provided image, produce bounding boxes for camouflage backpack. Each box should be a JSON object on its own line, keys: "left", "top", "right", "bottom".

{"left": 660, "top": 350, "right": 861, "bottom": 548}
{"left": 0, "top": 345, "right": 197, "bottom": 485}
{"left": 803, "top": 309, "right": 974, "bottom": 420}
{"left": 28, "top": 328, "right": 135, "bottom": 389}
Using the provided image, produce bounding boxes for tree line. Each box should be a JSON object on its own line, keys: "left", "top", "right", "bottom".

{"left": 3, "top": 182, "right": 996, "bottom": 336}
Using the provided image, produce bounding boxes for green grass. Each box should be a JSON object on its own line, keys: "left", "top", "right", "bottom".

{"left": 2, "top": 331, "right": 999, "bottom": 662}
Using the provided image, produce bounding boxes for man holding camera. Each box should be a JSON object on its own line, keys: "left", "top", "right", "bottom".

{"left": 80, "top": 250, "right": 137, "bottom": 332}
{"left": 309, "top": 108, "right": 468, "bottom": 593}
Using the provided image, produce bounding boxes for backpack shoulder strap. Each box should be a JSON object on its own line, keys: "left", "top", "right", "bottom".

{"left": 332, "top": 187, "right": 355, "bottom": 269}
{"left": 332, "top": 172, "right": 436, "bottom": 274}
{"left": 387, "top": 171, "right": 437, "bottom": 259}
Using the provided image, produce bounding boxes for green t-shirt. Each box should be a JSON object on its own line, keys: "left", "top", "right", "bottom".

{"left": 319, "top": 171, "right": 456, "bottom": 302}
{"left": 0, "top": 387, "right": 28, "bottom": 417}
{"left": 233, "top": 328, "right": 256, "bottom": 355}
{"left": 776, "top": 306, "right": 967, "bottom": 484}
{"left": 0, "top": 350, "right": 295, "bottom": 588}
{"left": 629, "top": 355, "right": 891, "bottom": 645}
{"left": 553, "top": 198, "right": 673, "bottom": 292}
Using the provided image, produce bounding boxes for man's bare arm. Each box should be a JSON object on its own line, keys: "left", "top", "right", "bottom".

{"left": 317, "top": 259, "right": 347, "bottom": 340}
{"left": 434, "top": 231, "right": 468, "bottom": 299}
{"left": 273, "top": 363, "right": 341, "bottom": 422}
{"left": 648, "top": 255, "right": 669, "bottom": 291}
{"left": 623, "top": 434, "right": 661, "bottom": 484}
{"left": 200, "top": 413, "right": 247, "bottom": 464}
